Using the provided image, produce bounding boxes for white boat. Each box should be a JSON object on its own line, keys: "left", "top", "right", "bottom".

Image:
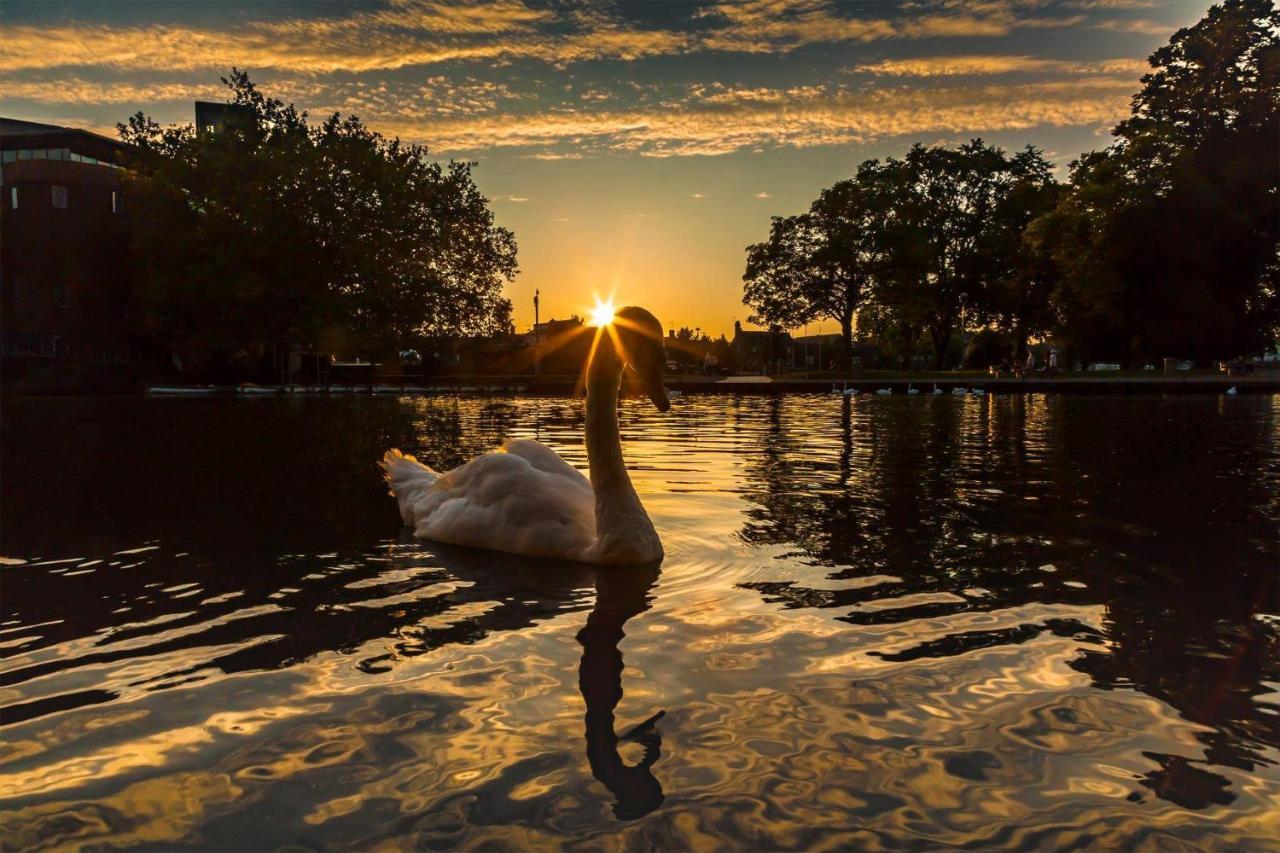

{"left": 327, "top": 385, "right": 354, "bottom": 393}
{"left": 952, "top": 387, "right": 968, "bottom": 395}
{"left": 238, "top": 385, "right": 279, "bottom": 395}
{"left": 1225, "top": 386, "right": 1238, "bottom": 395}
{"left": 147, "top": 385, "right": 217, "bottom": 396}
{"left": 971, "top": 387, "right": 985, "bottom": 396}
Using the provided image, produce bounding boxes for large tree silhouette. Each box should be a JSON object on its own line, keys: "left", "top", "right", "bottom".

{"left": 1029, "top": 0, "right": 1279, "bottom": 364}
{"left": 119, "top": 70, "right": 516, "bottom": 372}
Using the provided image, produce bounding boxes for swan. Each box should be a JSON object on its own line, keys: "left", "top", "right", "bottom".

{"left": 1225, "top": 386, "right": 1238, "bottom": 395}
{"left": 907, "top": 383, "right": 920, "bottom": 395}
{"left": 932, "top": 384, "right": 943, "bottom": 395}
{"left": 875, "top": 387, "right": 893, "bottom": 395}
{"left": 381, "top": 306, "right": 670, "bottom": 566}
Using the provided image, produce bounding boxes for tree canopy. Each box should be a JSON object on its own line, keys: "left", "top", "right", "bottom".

{"left": 741, "top": 0, "right": 1279, "bottom": 369}
{"left": 742, "top": 178, "right": 878, "bottom": 368}
{"left": 1029, "top": 0, "right": 1279, "bottom": 364}
{"left": 119, "top": 70, "right": 516, "bottom": 370}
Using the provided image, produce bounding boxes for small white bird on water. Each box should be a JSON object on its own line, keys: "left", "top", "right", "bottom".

{"left": 382, "top": 305, "right": 670, "bottom": 566}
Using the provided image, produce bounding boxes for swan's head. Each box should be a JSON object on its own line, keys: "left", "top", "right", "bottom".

{"left": 613, "top": 306, "right": 670, "bottom": 412}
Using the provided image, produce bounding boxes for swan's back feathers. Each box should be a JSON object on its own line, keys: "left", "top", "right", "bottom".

{"left": 383, "top": 440, "right": 598, "bottom": 561}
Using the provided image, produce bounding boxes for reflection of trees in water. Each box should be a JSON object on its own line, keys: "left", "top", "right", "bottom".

{"left": 734, "top": 395, "right": 1280, "bottom": 806}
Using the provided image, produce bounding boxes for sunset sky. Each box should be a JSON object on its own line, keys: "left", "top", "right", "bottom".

{"left": 1, "top": 0, "right": 1207, "bottom": 336}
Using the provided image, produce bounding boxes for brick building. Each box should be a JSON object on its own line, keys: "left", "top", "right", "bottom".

{"left": 1, "top": 117, "right": 139, "bottom": 377}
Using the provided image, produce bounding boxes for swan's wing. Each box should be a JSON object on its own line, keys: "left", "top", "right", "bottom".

{"left": 501, "top": 438, "right": 591, "bottom": 486}
{"left": 403, "top": 442, "right": 596, "bottom": 561}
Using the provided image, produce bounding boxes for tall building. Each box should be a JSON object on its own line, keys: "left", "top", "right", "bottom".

{"left": 1, "top": 118, "right": 137, "bottom": 376}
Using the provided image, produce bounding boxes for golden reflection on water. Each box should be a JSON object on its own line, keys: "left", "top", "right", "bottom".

{"left": 1, "top": 393, "right": 1278, "bottom": 849}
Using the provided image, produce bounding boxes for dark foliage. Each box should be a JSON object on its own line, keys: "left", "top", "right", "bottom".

{"left": 119, "top": 70, "right": 517, "bottom": 370}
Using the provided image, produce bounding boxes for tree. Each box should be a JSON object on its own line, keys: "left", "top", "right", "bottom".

{"left": 1030, "top": 0, "right": 1279, "bottom": 364}
{"left": 857, "top": 141, "right": 1058, "bottom": 369}
{"left": 742, "top": 180, "right": 875, "bottom": 370}
{"left": 120, "top": 70, "right": 516, "bottom": 376}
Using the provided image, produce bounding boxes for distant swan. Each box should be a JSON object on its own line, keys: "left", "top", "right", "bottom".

{"left": 382, "top": 306, "right": 670, "bottom": 566}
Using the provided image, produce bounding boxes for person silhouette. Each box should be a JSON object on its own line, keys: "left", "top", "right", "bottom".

{"left": 576, "top": 563, "right": 666, "bottom": 820}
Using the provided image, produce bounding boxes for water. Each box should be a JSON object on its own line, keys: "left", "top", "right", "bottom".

{"left": 1, "top": 393, "right": 1277, "bottom": 850}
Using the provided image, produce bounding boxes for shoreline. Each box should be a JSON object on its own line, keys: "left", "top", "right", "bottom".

{"left": 6, "top": 374, "right": 1277, "bottom": 397}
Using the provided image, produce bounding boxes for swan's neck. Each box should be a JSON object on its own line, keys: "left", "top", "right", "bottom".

{"left": 585, "top": 342, "right": 660, "bottom": 563}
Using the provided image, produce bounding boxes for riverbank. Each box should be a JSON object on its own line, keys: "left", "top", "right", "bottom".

{"left": 7, "top": 372, "right": 1277, "bottom": 397}
{"left": 116, "top": 374, "right": 1280, "bottom": 396}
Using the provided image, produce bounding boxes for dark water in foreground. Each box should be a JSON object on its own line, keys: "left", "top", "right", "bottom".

{"left": 1, "top": 393, "right": 1277, "bottom": 850}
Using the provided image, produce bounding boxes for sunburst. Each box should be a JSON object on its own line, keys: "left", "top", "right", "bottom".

{"left": 590, "top": 298, "right": 616, "bottom": 328}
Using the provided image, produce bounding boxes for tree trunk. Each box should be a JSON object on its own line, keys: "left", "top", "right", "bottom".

{"left": 931, "top": 324, "right": 950, "bottom": 370}
{"left": 840, "top": 311, "right": 854, "bottom": 372}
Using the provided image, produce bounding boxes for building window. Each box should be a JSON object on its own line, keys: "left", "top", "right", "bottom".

{"left": 51, "top": 185, "right": 68, "bottom": 208}
{"left": 9, "top": 187, "right": 16, "bottom": 209}
{"left": 112, "top": 190, "right": 122, "bottom": 214}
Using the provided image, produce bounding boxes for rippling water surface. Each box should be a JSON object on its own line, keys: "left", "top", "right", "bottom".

{"left": 2, "top": 393, "right": 1278, "bottom": 850}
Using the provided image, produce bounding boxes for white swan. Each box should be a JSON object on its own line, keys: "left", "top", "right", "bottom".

{"left": 381, "top": 306, "right": 670, "bottom": 566}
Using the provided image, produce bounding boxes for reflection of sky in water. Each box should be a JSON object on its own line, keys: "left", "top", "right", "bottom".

{"left": 1, "top": 394, "right": 1278, "bottom": 849}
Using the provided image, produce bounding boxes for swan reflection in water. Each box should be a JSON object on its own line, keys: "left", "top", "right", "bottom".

{"left": 421, "top": 543, "right": 667, "bottom": 821}
{"left": 577, "top": 562, "right": 665, "bottom": 819}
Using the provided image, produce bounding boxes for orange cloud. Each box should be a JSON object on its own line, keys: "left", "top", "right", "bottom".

{"left": 362, "top": 78, "right": 1136, "bottom": 157}
{"left": 0, "top": 0, "right": 1145, "bottom": 74}
{"left": 852, "top": 55, "right": 1148, "bottom": 77}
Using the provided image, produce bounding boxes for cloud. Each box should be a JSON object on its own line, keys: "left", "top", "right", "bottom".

{"left": 695, "top": 0, "right": 1084, "bottom": 53}
{"left": 1065, "top": 0, "right": 1156, "bottom": 8}
{"left": 851, "top": 55, "right": 1147, "bottom": 78}
{"left": 504, "top": 195, "right": 529, "bottom": 202}
{"left": 369, "top": 78, "right": 1136, "bottom": 157}
{"left": 0, "top": 0, "right": 1150, "bottom": 75}
{"left": 754, "top": 192, "right": 772, "bottom": 198}
{"left": 1091, "top": 17, "right": 1176, "bottom": 35}
{"left": 691, "top": 192, "right": 706, "bottom": 199}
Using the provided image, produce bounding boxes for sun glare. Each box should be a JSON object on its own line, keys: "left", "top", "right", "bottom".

{"left": 590, "top": 299, "right": 616, "bottom": 327}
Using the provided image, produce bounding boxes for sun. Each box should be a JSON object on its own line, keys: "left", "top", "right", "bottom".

{"left": 590, "top": 298, "right": 616, "bottom": 327}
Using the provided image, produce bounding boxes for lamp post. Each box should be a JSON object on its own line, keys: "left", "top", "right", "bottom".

{"left": 533, "top": 289, "right": 541, "bottom": 377}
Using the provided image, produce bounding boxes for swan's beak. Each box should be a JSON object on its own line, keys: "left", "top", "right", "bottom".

{"left": 650, "top": 384, "right": 671, "bottom": 412}
{"left": 640, "top": 361, "right": 670, "bottom": 412}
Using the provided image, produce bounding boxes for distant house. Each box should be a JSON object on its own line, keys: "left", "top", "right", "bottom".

{"left": 791, "top": 333, "right": 844, "bottom": 370}
{"left": 0, "top": 117, "right": 138, "bottom": 371}
{"left": 732, "top": 321, "right": 793, "bottom": 374}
